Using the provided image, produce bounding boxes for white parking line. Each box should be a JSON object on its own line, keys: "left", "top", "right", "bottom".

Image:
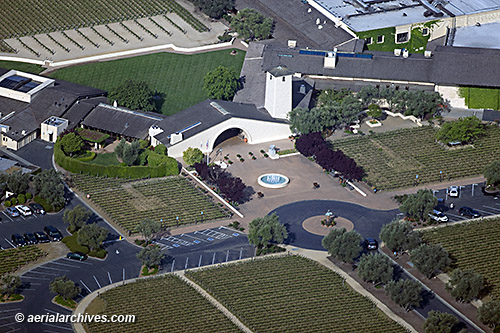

{"left": 48, "top": 261, "right": 81, "bottom": 268}
{"left": 79, "top": 280, "right": 92, "bottom": 293}
{"left": 107, "top": 272, "right": 112, "bottom": 284}
{"left": 41, "top": 323, "right": 73, "bottom": 331}
{"left": 473, "top": 208, "right": 496, "bottom": 215}
{"left": 19, "top": 276, "right": 50, "bottom": 281}
{"left": 34, "top": 266, "right": 69, "bottom": 272}
{"left": 60, "top": 257, "right": 93, "bottom": 265}
{"left": 0, "top": 315, "right": 14, "bottom": 320}
{"left": 43, "top": 309, "right": 65, "bottom": 315}
{"left": 6, "top": 327, "right": 20, "bottom": 333}
{"left": 181, "top": 233, "right": 207, "bottom": 242}
{"left": 28, "top": 270, "right": 59, "bottom": 277}
{"left": 0, "top": 308, "right": 21, "bottom": 313}
{"left": 0, "top": 322, "right": 18, "bottom": 329}
{"left": 4, "top": 238, "right": 15, "bottom": 248}
{"left": 93, "top": 275, "right": 102, "bottom": 289}
{"left": 2, "top": 212, "right": 14, "bottom": 222}
{"left": 483, "top": 205, "right": 500, "bottom": 212}
{"left": 445, "top": 212, "right": 467, "bottom": 220}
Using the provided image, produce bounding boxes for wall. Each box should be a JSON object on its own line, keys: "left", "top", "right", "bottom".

{"left": 264, "top": 72, "right": 292, "bottom": 119}
{"left": 41, "top": 121, "right": 68, "bottom": 143}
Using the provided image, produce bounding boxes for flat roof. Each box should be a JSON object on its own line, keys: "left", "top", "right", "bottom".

{"left": 453, "top": 22, "right": 500, "bottom": 50}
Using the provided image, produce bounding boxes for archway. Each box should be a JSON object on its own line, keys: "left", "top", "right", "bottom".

{"left": 212, "top": 128, "right": 250, "bottom": 150}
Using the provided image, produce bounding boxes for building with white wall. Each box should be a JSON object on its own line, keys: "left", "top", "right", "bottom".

{"left": 40, "top": 116, "right": 68, "bottom": 143}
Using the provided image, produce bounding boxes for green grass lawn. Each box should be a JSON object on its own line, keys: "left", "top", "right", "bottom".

{"left": 459, "top": 87, "right": 500, "bottom": 110}
{"left": 48, "top": 49, "right": 246, "bottom": 115}
{"left": 357, "top": 27, "right": 430, "bottom": 53}
{"left": 0, "top": 60, "right": 44, "bottom": 74}
{"left": 88, "top": 153, "right": 120, "bottom": 166}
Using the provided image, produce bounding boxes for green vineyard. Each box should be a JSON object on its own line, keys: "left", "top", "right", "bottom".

{"left": 0, "top": 0, "right": 208, "bottom": 41}
{"left": 422, "top": 218, "right": 500, "bottom": 300}
{"left": 85, "top": 275, "right": 239, "bottom": 333}
{"left": 186, "top": 256, "right": 405, "bottom": 332}
{"left": 0, "top": 245, "right": 47, "bottom": 276}
{"left": 333, "top": 125, "right": 500, "bottom": 190}
{"left": 70, "top": 174, "right": 229, "bottom": 233}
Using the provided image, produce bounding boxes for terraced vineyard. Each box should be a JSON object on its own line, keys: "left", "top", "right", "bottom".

{"left": 70, "top": 174, "right": 228, "bottom": 233}
{"left": 0, "top": 0, "right": 208, "bottom": 41}
{"left": 333, "top": 125, "right": 500, "bottom": 190}
{"left": 85, "top": 275, "right": 239, "bottom": 333}
{"left": 186, "top": 256, "right": 405, "bottom": 332}
{"left": 422, "top": 218, "right": 500, "bottom": 300}
{"left": 0, "top": 245, "right": 47, "bottom": 276}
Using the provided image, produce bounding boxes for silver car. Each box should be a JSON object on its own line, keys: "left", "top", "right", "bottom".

{"left": 429, "top": 209, "right": 449, "bottom": 223}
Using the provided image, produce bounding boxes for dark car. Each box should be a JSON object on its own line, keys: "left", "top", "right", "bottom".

{"left": 66, "top": 252, "right": 87, "bottom": 261}
{"left": 34, "top": 231, "right": 50, "bottom": 243}
{"left": 459, "top": 206, "right": 481, "bottom": 218}
{"left": 29, "top": 203, "right": 46, "bottom": 215}
{"left": 43, "top": 226, "right": 63, "bottom": 242}
{"left": 24, "top": 232, "right": 37, "bottom": 245}
{"left": 364, "top": 238, "right": 378, "bottom": 250}
{"left": 11, "top": 234, "right": 27, "bottom": 247}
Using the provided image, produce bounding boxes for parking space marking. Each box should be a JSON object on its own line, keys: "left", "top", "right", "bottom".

{"left": 6, "top": 327, "right": 20, "bottom": 333}
{"left": 181, "top": 233, "right": 206, "bottom": 242}
{"left": 483, "top": 205, "right": 500, "bottom": 212}
{"left": 0, "top": 322, "right": 18, "bottom": 329}
{"left": 93, "top": 275, "right": 102, "bottom": 289}
{"left": 152, "top": 240, "right": 172, "bottom": 250}
{"left": 60, "top": 257, "right": 93, "bottom": 265}
{"left": 160, "top": 236, "right": 193, "bottom": 247}
{"left": 473, "top": 208, "right": 496, "bottom": 215}
{"left": 0, "top": 315, "right": 15, "bottom": 321}
{"left": 108, "top": 272, "right": 112, "bottom": 284}
{"left": 2, "top": 212, "right": 14, "bottom": 222}
{"left": 34, "top": 266, "right": 69, "bottom": 273}
{"left": 79, "top": 280, "right": 92, "bottom": 293}
{"left": 28, "top": 270, "right": 59, "bottom": 277}
{"left": 49, "top": 261, "right": 81, "bottom": 268}
{"left": 19, "top": 276, "right": 50, "bottom": 281}
{"left": 3, "top": 238, "right": 15, "bottom": 248}
{"left": 0, "top": 308, "right": 20, "bottom": 313}
{"left": 197, "top": 229, "right": 231, "bottom": 240}
{"left": 41, "top": 323, "right": 73, "bottom": 331}
{"left": 445, "top": 212, "right": 467, "bottom": 220}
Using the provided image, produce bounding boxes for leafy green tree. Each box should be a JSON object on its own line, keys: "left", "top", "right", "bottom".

{"left": 358, "top": 253, "right": 394, "bottom": 284}
{"left": 114, "top": 138, "right": 126, "bottom": 159}
{"left": 33, "top": 169, "right": 65, "bottom": 209}
{"left": 50, "top": 276, "right": 81, "bottom": 300}
{"left": 379, "top": 219, "right": 421, "bottom": 252}
{"left": 109, "top": 80, "right": 155, "bottom": 112}
{"left": 357, "top": 86, "right": 379, "bottom": 108}
{"left": 60, "top": 132, "right": 84, "bottom": 157}
{"left": 385, "top": 279, "right": 422, "bottom": 311}
{"left": 230, "top": 8, "right": 273, "bottom": 41}
{"left": 63, "top": 205, "right": 92, "bottom": 233}
{"left": 136, "top": 244, "right": 164, "bottom": 269}
{"left": 424, "top": 311, "right": 460, "bottom": 333}
{"left": 203, "top": 66, "right": 240, "bottom": 100}
{"left": 248, "top": 213, "right": 287, "bottom": 249}
{"left": 288, "top": 107, "right": 324, "bottom": 134}
{"left": 322, "top": 229, "right": 362, "bottom": 263}
{"left": 136, "top": 218, "right": 162, "bottom": 243}
{"left": 484, "top": 160, "right": 500, "bottom": 187}
{"left": 183, "top": 147, "right": 204, "bottom": 166}
{"left": 410, "top": 244, "right": 451, "bottom": 278}
{"left": 478, "top": 300, "right": 500, "bottom": 329}
{"left": 436, "top": 116, "right": 484, "bottom": 144}
{"left": 0, "top": 274, "right": 21, "bottom": 296}
{"left": 190, "top": 0, "right": 233, "bottom": 18}
{"left": 77, "top": 223, "right": 108, "bottom": 251}
{"left": 366, "top": 103, "right": 382, "bottom": 119}
{"left": 154, "top": 144, "right": 167, "bottom": 155}
{"left": 400, "top": 189, "right": 438, "bottom": 222}
{"left": 321, "top": 228, "right": 346, "bottom": 252}
{"left": 6, "top": 170, "right": 29, "bottom": 195}
{"left": 121, "top": 140, "right": 141, "bottom": 166}
{"left": 446, "top": 269, "right": 484, "bottom": 302}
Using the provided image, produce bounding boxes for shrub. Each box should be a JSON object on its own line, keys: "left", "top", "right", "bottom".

{"left": 34, "top": 195, "right": 62, "bottom": 213}
{"left": 62, "top": 234, "right": 90, "bottom": 254}
{"left": 76, "top": 151, "right": 96, "bottom": 162}
{"left": 4, "top": 200, "right": 11, "bottom": 207}
{"left": 154, "top": 144, "right": 167, "bottom": 155}
{"left": 10, "top": 198, "right": 17, "bottom": 205}
{"left": 17, "top": 194, "right": 26, "bottom": 204}
{"left": 25, "top": 192, "right": 32, "bottom": 200}
{"left": 88, "top": 249, "right": 107, "bottom": 259}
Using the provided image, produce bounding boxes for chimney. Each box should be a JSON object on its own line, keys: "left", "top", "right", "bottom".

{"left": 324, "top": 49, "right": 337, "bottom": 69}
{"left": 170, "top": 133, "right": 183, "bottom": 145}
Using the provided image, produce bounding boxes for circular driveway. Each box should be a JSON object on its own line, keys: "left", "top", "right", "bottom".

{"left": 270, "top": 200, "right": 399, "bottom": 251}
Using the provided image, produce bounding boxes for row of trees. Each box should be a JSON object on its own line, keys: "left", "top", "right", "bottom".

{"left": 63, "top": 205, "right": 109, "bottom": 254}
{"left": 194, "top": 162, "right": 247, "bottom": 203}
{"left": 295, "top": 132, "right": 364, "bottom": 180}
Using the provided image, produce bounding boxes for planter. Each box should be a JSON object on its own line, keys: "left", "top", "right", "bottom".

{"left": 482, "top": 186, "right": 500, "bottom": 196}
{"left": 365, "top": 119, "right": 382, "bottom": 128}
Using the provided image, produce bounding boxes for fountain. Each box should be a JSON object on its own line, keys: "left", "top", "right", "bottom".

{"left": 257, "top": 173, "right": 290, "bottom": 189}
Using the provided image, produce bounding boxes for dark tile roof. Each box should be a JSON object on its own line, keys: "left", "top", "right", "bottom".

{"left": 50, "top": 78, "right": 106, "bottom": 98}
{"left": 81, "top": 104, "right": 167, "bottom": 140}
{"left": 62, "top": 97, "right": 106, "bottom": 130}
{"left": 483, "top": 109, "right": 500, "bottom": 122}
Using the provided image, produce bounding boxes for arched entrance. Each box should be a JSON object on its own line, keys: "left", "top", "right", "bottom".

{"left": 212, "top": 128, "right": 250, "bottom": 150}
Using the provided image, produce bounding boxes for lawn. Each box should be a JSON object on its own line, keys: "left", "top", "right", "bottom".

{"left": 186, "top": 256, "right": 405, "bottom": 332}
{"left": 459, "top": 86, "right": 500, "bottom": 110}
{"left": 421, "top": 218, "right": 500, "bottom": 300}
{"left": 0, "top": 60, "right": 44, "bottom": 74}
{"left": 333, "top": 125, "right": 500, "bottom": 190}
{"left": 70, "top": 174, "right": 229, "bottom": 233}
{"left": 87, "top": 153, "right": 120, "bottom": 166}
{"left": 85, "top": 275, "right": 239, "bottom": 333}
{"left": 357, "top": 25, "right": 431, "bottom": 53}
{"left": 0, "top": 245, "right": 47, "bottom": 276}
{"left": 49, "top": 49, "right": 246, "bottom": 115}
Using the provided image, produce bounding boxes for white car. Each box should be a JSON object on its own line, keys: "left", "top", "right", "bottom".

{"left": 428, "top": 210, "right": 448, "bottom": 223}
{"left": 448, "top": 186, "right": 459, "bottom": 197}
{"left": 15, "top": 205, "right": 32, "bottom": 217}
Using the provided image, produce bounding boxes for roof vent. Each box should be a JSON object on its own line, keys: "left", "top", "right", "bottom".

{"left": 424, "top": 50, "right": 432, "bottom": 58}
{"left": 21, "top": 130, "right": 26, "bottom": 135}
{"left": 210, "top": 102, "right": 229, "bottom": 115}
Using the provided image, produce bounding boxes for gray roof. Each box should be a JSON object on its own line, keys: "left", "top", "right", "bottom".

{"left": 62, "top": 97, "right": 107, "bottom": 130}
{"left": 233, "top": 43, "right": 267, "bottom": 108}
{"left": 483, "top": 109, "right": 500, "bottom": 122}
{"left": 81, "top": 104, "right": 167, "bottom": 140}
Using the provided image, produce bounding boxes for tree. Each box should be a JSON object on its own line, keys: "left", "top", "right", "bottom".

{"left": 357, "top": 86, "right": 379, "bottom": 108}
{"left": 358, "top": 253, "right": 394, "bottom": 284}
{"left": 400, "top": 189, "right": 438, "bottom": 222}
{"left": 203, "top": 66, "right": 240, "bottom": 100}
{"left": 366, "top": 103, "right": 382, "bottom": 119}
{"left": 288, "top": 107, "right": 325, "bottom": 134}
{"left": 33, "top": 169, "right": 65, "bottom": 209}
{"left": 136, "top": 244, "right": 164, "bottom": 269}
{"left": 183, "top": 147, "right": 204, "bottom": 166}
{"left": 410, "top": 244, "right": 451, "bottom": 278}
{"left": 322, "top": 229, "right": 362, "bottom": 263}
{"left": 484, "top": 160, "right": 500, "bottom": 187}
{"left": 385, "top": 279, "right": 422, "bottom": 311}
{"left": 50, "top": 276, "right": 81, "bottom": 300}
{"left": 154, "top": 144, "right": 167, "bottom": 155}
{"left": 114, "top": 138, "right": 126, "bottom": 159}
{"left": 436, "top": 116, "right": 484, "bottom": 144}
{"left": 217, "top": 174, "right": 246, "bottom": 203}
{"left": 109, "top": 80, "right": 155, "bottom": 112}
{"left": 136, "top": 218, "right": 161, "bottom": 243}
{"left": 60, "top": 132, "right": 84, "bottom": 157}
{"left": 77, "top": 223, "right": 108, "bottom": 251}
{"left": 446, "top": 269, "right": 484, "bottom": 302}
{"left": 230, "top": 8, "right": 273, "bottom": 41}
{"left": 63, "top": 205, "right": 92, "bottom": 233}
{"left": 478, "top": 300, "right": 500, "bottom": 329}
{"left": 6, "top": 170, "right": 30, "bottom": 194}
{"left": 295, "top": 132, "right": 328, "bottom": 157}
{"left": 321, "top": 228, "right": 346, "bottom": 252}
{"left": 248, "top": 213, "right": 287, "bottom": 249}
{"left": 190, "top": 0, "right": 233, "bottom": 18}
{"left": 379, "top": 219, "right": 421, "bottom": 252}
{"left": 424, "top": 311, "right": 460, "bottom": 333}
{"left": 121, "top": 140, "right": 141, "bottom": 166}
{"left": 0, "top": 274, "right": 21, "bottom": 296}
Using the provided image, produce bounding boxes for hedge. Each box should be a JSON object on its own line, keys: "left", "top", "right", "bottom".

{"left": 76, "top": 151, "right": 96, "bottom": 162}
{"left": 54, "top": 141, "right": 179, "bottom": 179}
{"left": 34, "top": 195, "right": 63, "bottom": 213}
{"left": 62, "top": 234, "right": 90, "bottom": 254}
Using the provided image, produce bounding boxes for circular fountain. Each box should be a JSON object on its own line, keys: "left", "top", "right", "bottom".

{"left": 257, "top": 173, "right": 290, "bottom": 189}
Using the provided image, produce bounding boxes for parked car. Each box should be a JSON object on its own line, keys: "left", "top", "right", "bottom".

{"left": 5, "top": 207, "right": 20, "bottom": 218}
{"left": 29, "top": 203, "right": 46, "bottom": 215}
{"left": 11, "top": 234, "right": 27, "bottom": 247}
{"left": 428, "top": 209, "right": 449, "bottom": 223}
{"left": 459, "top": 206, "right": 481, "bottom": 218}
{"left": 364, "top": 238, "right": 378, "bottom": 250}
{"left": 43, "top": 226, "right": 63, "bottom": 242}
{"left": 448, "top": 186, "right": 459, "bottom": 198}
{"left": 66, "top": 252, "right": 87, "bottom": 261}
{"left": 15, "top": 205, "right": 32, "bottom": 217}
{"left": 24, "top": 232, "right": 37, "bottom": 245}
{"left": 34, "top": 231, "right": 50, "bottom": 243}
